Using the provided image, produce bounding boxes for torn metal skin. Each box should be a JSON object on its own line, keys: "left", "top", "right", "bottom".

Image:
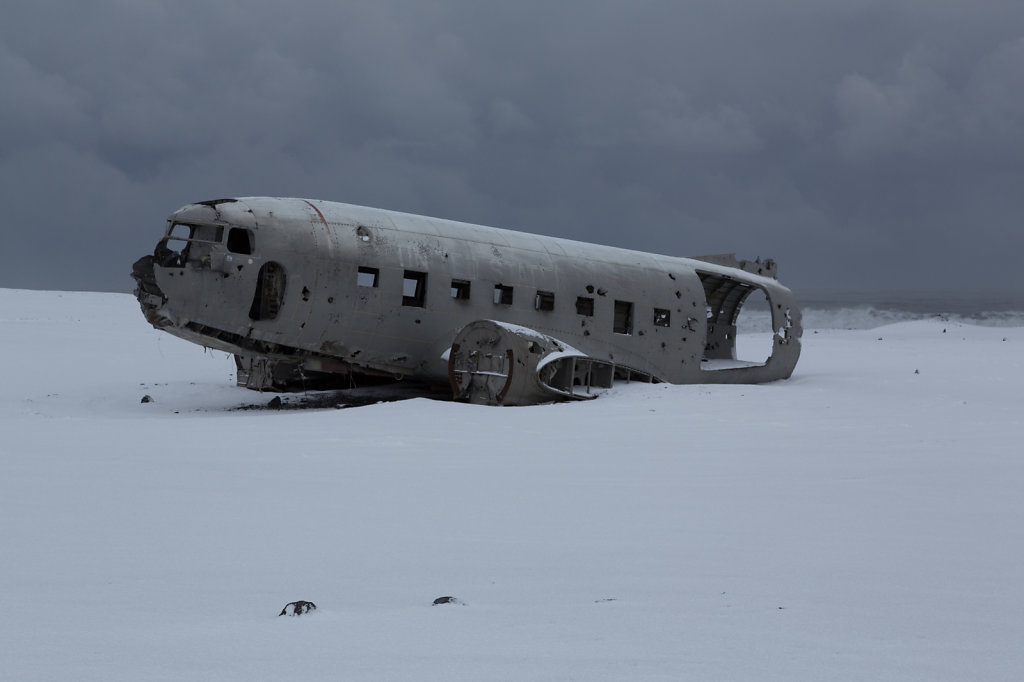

{"left": 131, "top": 197, "right": 802, "bottom": 406}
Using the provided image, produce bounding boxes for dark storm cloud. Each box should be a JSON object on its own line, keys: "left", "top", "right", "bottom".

{"left": 1, "top": 0, "right": 1022, "bottom": 293}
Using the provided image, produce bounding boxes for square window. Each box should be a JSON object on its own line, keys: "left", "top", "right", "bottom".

{"left": 357, "top": 266, "right": 379, "bottom": 288}
{"left": 451, "top": 279, "right": 471, "bottom": 299}
{"left": 402, "top": 270, "right": 427, "bottom": 307}
{"left": 653, "top": 308, "right": 670, "bottom": 327}
{"left": 226, "top": 227, "right": 253, "bottom": 254}
{"left": 494, "top": 284, "right": 514, "bottom": 305}
{"left": 614, "top": 300, "right": 634, "bottom": 334}
{"left": 576, "top": 296, "right": 594, "bottom": 316}
{"left": 535, "top": 290, "right": 555, "bottom": 311}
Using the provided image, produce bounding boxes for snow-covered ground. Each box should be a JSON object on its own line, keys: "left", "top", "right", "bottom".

{"left": 1, "top": 289, "right": 1022, "bottom": 681}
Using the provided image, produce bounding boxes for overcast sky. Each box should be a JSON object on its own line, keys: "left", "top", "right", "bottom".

{"left": 2, "top": 0, "right": 1022, "bottom": 295}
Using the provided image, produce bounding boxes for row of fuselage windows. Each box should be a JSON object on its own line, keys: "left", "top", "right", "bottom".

{"left": 356, "top": 266, "right": 672, "bottom": 335}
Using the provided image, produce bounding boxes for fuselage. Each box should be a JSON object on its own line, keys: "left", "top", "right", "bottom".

{"left": 132, "top": 197, "right": 802, "bottom": 391}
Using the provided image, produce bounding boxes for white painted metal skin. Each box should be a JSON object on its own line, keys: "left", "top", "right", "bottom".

{"left": 132, "top": 197, "right": 802, "bottom": 403}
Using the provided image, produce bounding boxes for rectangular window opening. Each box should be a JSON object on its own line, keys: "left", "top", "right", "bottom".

{"left": 167, "top": 223, "right": 191, "bottom": 242}
{"left": 191, "top": 224, "right": 223, "bottom": 243}
{"left": 576, "top": 296, "right": 594, "bottom": 316}
{"left": 535, "top": 290, "right": 555, "bottom": 311}
{"left": 450, "top": 279, "right": 471, "bottom": 300}
{"left": 494, "top": 284, "right": 514, "bottom": 306}
{"left": 653, "top": 308, "right": 671, "bottom": 327}
{"left": 402, "top": 270, "right": 427, "bottom": 307}
{"left": 162, "top": 223, "right": 224, "bottom": 266}
{"left": 614, "top": 300, "right": 634, "bottom": 335}
{"left": 357, "top": 266, "right": 379, "bottom": 288}
{"left": 226, "top": 227, "right": 253, "bottom": 254}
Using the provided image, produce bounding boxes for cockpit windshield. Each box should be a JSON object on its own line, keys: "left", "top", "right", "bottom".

{"left": 157, "top": 223, "right": 225, "bottom": 267}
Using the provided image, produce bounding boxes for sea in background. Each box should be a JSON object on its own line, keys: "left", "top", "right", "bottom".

{"left": 738, "top": 289, "right": 1024, "bottom": 331}
{"left": 5, "top": 285, "right": 1023, "bottom": 332}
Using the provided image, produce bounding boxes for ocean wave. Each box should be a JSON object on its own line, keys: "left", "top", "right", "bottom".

{"left": 805, "top": 306, "right": 1024, "bottom": 330}
{"left": 735, "top": 305, "right": 1024, "bottom": 332}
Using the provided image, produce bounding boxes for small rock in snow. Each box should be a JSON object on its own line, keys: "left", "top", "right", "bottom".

{"left": 141, "top": 395, "right": 153, "bottom": 403}
{"left": 432, "top": 596, "right": 463, "bottom": 606}
{"left": 267, "top": 396, "right": 283, "bottom": 409}
{"left": 279, "top": 600, "right": 316, "bottom": 616}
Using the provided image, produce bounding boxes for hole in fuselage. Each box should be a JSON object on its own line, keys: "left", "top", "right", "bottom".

{"left": 249, "top": 262, "right": 286, "bottom": 321}
{"left": 733, "top": 287, "right": 773, "bottom": 365}
{"left": 158, "top": 223, "right": 224, "bottom": 268}
{"left": 697, "top": 272, "right": 773, "bottom": 368}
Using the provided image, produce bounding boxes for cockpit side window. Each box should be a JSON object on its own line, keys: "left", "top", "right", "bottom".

{"left": 166, "top": 223, "right": 223, "bottom": 243}
{"left": 192, "top": 224, "right": 223, "bottom": 243}
{"left": 168, "top": 223, "right": 191, "bottom": 241}
{"left": 160, "top": 223, "right": 224, "bottom": 267}
{"left": 227, "top": 228, "right": 254, "bottom": 254}
{"left": 156, "top": 225, "right": 184, "bottom": 267}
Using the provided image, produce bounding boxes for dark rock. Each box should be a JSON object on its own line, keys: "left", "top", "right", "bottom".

{"left": 141, "top": 395, "right": 153, "bottom": 403}
{"left": 267, "top": 396, "right": 283, "bottom": 409}
{"left": 432, "top": 596, "right": 462, "bottom": 606}
{"left": 279, "top": 600, "right": 316, "bottom": 616}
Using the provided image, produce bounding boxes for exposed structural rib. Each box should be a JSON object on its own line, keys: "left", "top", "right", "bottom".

{"left": 699, "top": 273, "right": 757, "bottom": 360}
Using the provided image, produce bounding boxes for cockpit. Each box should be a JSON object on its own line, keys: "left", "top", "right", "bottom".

{"left": 156, "top": 223, "right": 255, "bottom": 268}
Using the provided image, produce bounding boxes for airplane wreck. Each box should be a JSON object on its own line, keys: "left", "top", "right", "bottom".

{"left": 131, "top": 197, "right": 802, "bottom": 406}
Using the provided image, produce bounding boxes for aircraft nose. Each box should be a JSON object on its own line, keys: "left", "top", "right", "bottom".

{"left": 130, "top": 253, "right": 169, "bottom": 326}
